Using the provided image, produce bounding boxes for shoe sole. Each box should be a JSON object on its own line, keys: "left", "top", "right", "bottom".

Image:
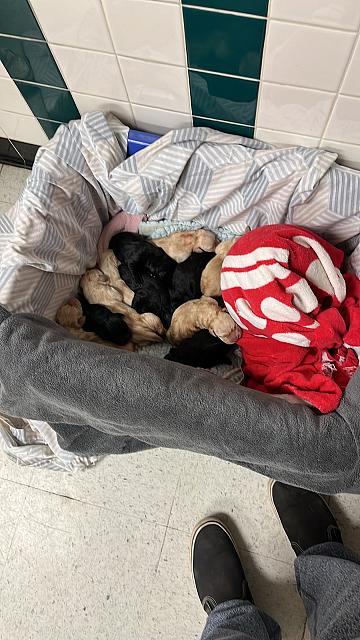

{"left": 190, "top": 517, "right": 241, "bottom": 596}
{"left": 268, "top": 479, "right": 336, "bottom": 550}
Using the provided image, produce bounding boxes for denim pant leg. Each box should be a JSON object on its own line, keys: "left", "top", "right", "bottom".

{"left": 200, "top": 600, "right": 281, "bottom": 640}
{"left": 295, "top": 542, "right": 360, "bottom": 640}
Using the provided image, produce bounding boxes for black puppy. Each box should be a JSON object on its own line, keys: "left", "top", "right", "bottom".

{"left": 132, "top": 274, "right": 172, "bottom": 329}
{"left": 170, "top": 251, "right": 216, "bottom": 312}
{"left": 164, "top": 330, "right": 236, "bottom": 368}
{"left": 79, "top": 294, "right": 132, "bottom": 346}
{"left": 109, "top": 232, "right": 176, "bottom": 289}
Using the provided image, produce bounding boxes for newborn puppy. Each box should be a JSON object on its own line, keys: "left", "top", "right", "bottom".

{"left": 109, "top": 232, "right": 176, "bottom": 289}
{"left": 56, "top": 298, "right": 134, "bottom": 350}
{"left": 79, "top": 294, "right": 132, "bottom": 346}
{"left": 153, "top": 229, "right": 217, "bottom": 263}
{"left": 98, "top": 249, "right": 134, "bottom": 306}
{"left": 132, "top": 274, "right": 172, "bottom": 329}
{"left": 164, "top": 329, "right": 236, "bottom": 369}
{"left": 170, "top": 251, "right": 216, "bottom": 313}
{"left": 81, "top": 268, "right": 166, "bottom": 345}
{"left": 167, "top": 296, "right": 241, "bottom": 345}
{"left": 201, "top": 238, "right": 238, "bottom": 297}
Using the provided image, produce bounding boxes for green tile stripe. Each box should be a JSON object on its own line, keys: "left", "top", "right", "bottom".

{"left": 0, "top": 0, "right": 79, "bottom": 151}
{"left": 0, "top": 0, "right": 44, "bottom": 40}
{"left": 182, "top": 0, "right": 268, "bottom": 17}
{"left": 193, "top": 117, "right": 254, "bottom": 137}
{"left": 183, "top": 2, "right": 268, "bottom": 137}
{"left": 0, "top": 36, "right": 66, "bottom": 88}
{"left": 189, "top": 70, "right": 259, "bottom": 125}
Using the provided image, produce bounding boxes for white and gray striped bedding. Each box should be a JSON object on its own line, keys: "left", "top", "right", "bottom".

{"left": 0, "top": 110, "right": 359, "bottom": 471}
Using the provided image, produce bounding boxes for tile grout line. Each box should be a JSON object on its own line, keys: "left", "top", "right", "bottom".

{"left": 98, "top": 0, "right": 136, "bottom": 125}
{"left": 319, "top": 29, "right": 360, "bottom": 144}
{"left": 183, "top": 4, "right": 269, "bottom": 20}
{"left": 193, "top": 115, "right": 254, "bottom": 128}
{"left": 179, "top": 0, "right": 193, "bottom": 117}
{"left": 4, "top": 65, "right": 360, "bottom": 99}
{"left": 254, "top": 0, "right": 272, "bottom": 135}
{"left": 188, "top": 66, "right": 259, "bottom": 82}
{"left": 154, "top": 469, "right": 183, "bottom": 573}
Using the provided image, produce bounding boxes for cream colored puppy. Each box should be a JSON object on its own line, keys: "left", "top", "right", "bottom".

{"left": 98, "top": 249, "right": 134, "bottom": 306}
{"left": 152, "top": 229, "right": 217, "bottom": 262}
{"left": 81, "top": 268, "right": 165, "bottom": 345}
{"left": 200, "top": 238, "right": 238, "bottom": 297}
{"left": 167, "top": 296, "right": 241, "bottom": 346}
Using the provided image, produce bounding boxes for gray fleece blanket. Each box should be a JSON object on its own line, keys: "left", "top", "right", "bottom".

{"left": 1, "top": 306, "right": 359, "bottom": 495}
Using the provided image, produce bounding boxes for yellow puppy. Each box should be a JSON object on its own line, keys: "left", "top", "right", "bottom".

{"left": 200, "top": 238, "right": 238, "bottom": 297}
{"left": 98, "top": 249, "right": 134, "bottom": 306}
{"left": 152, "top": 229, "right": 217, "bottom": 263}
{"left": 81, "top": 269, "right": 165, "bottom": 345}
{"left": 167, "top": 296, "right": 241, "bottom": 346}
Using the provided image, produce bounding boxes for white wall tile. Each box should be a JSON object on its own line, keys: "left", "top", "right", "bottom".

{"left": 103, "top": 0, "right": 186, "bottom": 65}
{"left": 342, "top": 37, "right": 360, "bottom": 96}
{"left": 0, "top": 61, "right": 10, "bottom": 78}
{"left": 320, "top": 139, "right": 360, "bottom": 169}
{"left": 133, "top": 104, "right": 192, "bottom": 134}
{"left": 255, "top": 128, "right": 320, "bottom": 148}
{"left": 324, "top": 95, "right": 360, "bottom": 144}
{"left": 270, "top": 0, "right": 360, "bottom": 31}
{"left": 0, "top": 110, "right": 48, "bottom": 145}
{"left": 262, "top": 21, "right": 355, "bottom": 92}
{"left": 30, "top": 0, "right": 113, "bottom": 52}
{"left": 0, "top": 78, "right": 34, "bottom": 116}
{"left": 51, "top": 46, "right": 127, "bottom": 102}
{"left": 119, "top": 58, "right": 190, "bottom": 113}
{"left": 72, "top": 92, "right": 134, "bottom": 125}
{"left": 256, "top": 83, "right": 334, "bottom": 137}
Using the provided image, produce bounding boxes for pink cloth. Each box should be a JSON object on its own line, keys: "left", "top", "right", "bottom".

{"left": 98, "top": 211, "right": 145, "bottom": 257}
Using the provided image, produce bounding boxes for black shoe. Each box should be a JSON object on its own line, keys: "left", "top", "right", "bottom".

{"left": 191, "top": 518, "right": 252, "bottom": 614}
{"left": 271, "top": 481, "right": 343, "bottom": 556}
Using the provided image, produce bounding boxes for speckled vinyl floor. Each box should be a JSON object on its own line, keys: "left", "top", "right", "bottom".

{"left": 0, "top": 164, "right": 359, "bottom": 640}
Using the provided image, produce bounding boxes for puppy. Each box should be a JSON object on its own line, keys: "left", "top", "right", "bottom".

{"left": 132, "top": 274, "right": 172, "bottom": 329}
{"left": 109, "top": 231, "right": 176, "bottom": 289}
{"left": 79, "top": 294, "right": 132, "bottom": 346}
{"left": 167, "top": 296, "right": 241, "bottom": 346}
{"left": 201, "top": 238, "right": 238, "bottom": 297}
{"left": 98, "top": 250, "right": 134, "bottom": 306}
{"left": 56, "top": 298, "right": 134, "bottom": 350}
{"left": 152, "top": 229, "right": 217, "bottom": 263}
{"left": 164, "top": 329, "right": 236, "bottom": 369}
{"left": 81, "top": 268, "right": 165, "bottom": 345}
{"left": 170, "top": 251, "right": 215, "bottom": 313}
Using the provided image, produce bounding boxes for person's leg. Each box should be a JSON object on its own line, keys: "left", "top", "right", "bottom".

{"left": 271, "top": 482, "right": 360, "bottom": 640}
{"left": 192, "top": 519, "right": 281, "bottom": 640}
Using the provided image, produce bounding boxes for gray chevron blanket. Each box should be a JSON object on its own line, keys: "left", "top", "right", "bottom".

{"left": 0, "top": 111, "right": 359, "bottom": 480}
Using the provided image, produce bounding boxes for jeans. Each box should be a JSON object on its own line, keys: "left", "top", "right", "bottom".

{"left": 200, "top": 543, "right": 360, "bottom": 640}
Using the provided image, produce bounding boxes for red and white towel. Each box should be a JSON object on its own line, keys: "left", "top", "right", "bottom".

{"left": 221, "top": 224, "right": 360, "bottom": 413}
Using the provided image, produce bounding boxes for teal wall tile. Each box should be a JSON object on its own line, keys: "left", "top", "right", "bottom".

{"left": 0, "top": 0, "right": 44, "bottom": 40}
{"left": 0, "top": 37, "right": 66, "bottom": 88}
{"left": 193, "top": 117, "right": 254, "bottom": 137}
{"left": 38, "top": 120, "right": 62, "bottom": 138}
{"left": 183, "top": 7, "right": 266, "bottom": 78}
{"left": 189, "top": 71, "right": 258, "bottom": 125}
{"left": 182, "top": 1, "right": 268, "bottom": 17}
{"left": 16, "top": 81, "right": 80, "bottom": 122}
